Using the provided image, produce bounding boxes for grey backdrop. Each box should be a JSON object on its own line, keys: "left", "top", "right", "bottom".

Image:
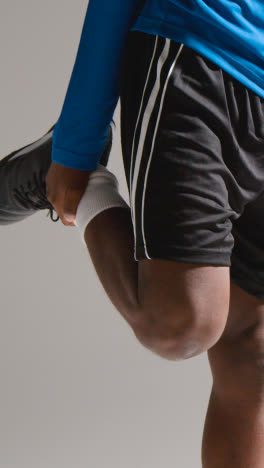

{"left": 0, "top": 1, "right": 212, "bottom": 467}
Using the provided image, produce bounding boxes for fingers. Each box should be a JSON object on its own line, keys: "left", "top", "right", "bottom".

{"left": 46, "top": 186, "right": 87, "bottom": 226}
{"left": 64, "top": 187, "right": 87, "bottom": 225}
{"left": 47, "top": 196, "right": 77, "bottom": 226}
{"left": 45, "top": 161, "right": 92, "bottom": 227}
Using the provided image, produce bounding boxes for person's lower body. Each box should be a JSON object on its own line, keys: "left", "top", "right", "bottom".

{"left": 117, "top": 30, "right": 264, "bottom": 468}
{"left": 2, "top": 29, "right": 264, "bottom": 467}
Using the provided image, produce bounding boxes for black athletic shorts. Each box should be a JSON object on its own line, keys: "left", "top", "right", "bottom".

{"left": 120, "top": 30, "right": 264, "bottom": 301}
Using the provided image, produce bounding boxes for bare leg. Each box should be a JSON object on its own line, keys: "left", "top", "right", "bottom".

{"left": 83, "top": 200, "right": 231, "bottom": 362}
{"left": 201, "top": 280, "right": 264, "bottom": 467}
{"left": 202, "top": 385, "right": 264, "bottom": 467}
{"left": 83, "top": 206, "right": 141, "bottom": 329}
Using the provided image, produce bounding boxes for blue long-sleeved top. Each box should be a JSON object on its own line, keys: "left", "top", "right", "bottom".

{"left": 51, "top": 0, "right": 264, "bottom": 171}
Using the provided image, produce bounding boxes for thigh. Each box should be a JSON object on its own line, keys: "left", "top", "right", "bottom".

{"left": 138, "top": 258, "right": 230, "bottom": 334}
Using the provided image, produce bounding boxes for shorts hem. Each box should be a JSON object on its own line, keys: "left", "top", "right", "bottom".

{"left": 135, "top": 244, "right": 231, "bottom": 266}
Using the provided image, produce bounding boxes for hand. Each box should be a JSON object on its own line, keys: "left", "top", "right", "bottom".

{"left": 45, "top": 161, "right": 92, "bottom": 226}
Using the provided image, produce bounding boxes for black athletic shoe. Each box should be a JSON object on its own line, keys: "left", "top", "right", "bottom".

{"left": 0, "top": 120, "right": 114, "bottom": 225}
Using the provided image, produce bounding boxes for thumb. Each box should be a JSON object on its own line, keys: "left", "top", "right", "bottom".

{"left": 64, "top": 189, "right": 85, "bottom": 223}
{"left": 64, "top": 204, "right": 77, "bottom": 222}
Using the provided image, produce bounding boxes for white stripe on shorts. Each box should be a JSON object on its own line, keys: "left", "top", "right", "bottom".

{"left": 129, "top": 35, "right": 159, "bottom": 204}
{"left": 130, "top": 36, "right": 184, "bottom": 260}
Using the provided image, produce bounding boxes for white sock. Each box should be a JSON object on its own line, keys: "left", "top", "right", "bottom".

{"left": 75, "top": 164, "right": 130, "bottom": 245}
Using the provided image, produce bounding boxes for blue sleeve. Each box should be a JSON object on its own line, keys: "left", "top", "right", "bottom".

{"left": 51, "top": 0, "right": 145, "bottom": 171}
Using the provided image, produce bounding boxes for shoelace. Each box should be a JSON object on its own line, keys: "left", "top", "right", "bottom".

{"left": 11, "top": 119, "right": 116, "bottom": 224}
{"left": 13, "top": 169, "right": 60, "bottom": 222}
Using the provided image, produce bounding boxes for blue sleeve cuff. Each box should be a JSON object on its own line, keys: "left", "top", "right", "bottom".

{"left": 51, "top": 144, "right": 106, "bottom": 171}
{"left": 51, "top": 118, "right": 109, "bottom": 171}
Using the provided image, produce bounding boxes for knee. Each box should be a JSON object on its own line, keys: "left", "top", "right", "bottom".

{"left": 241, "top": 324, "right": 264, "bottom": 372}
{"left": 133, "top": 302, "right": 226, "bottom": 361}
{"left": 207, "top": 324, "right": 264, "bottom": 401}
